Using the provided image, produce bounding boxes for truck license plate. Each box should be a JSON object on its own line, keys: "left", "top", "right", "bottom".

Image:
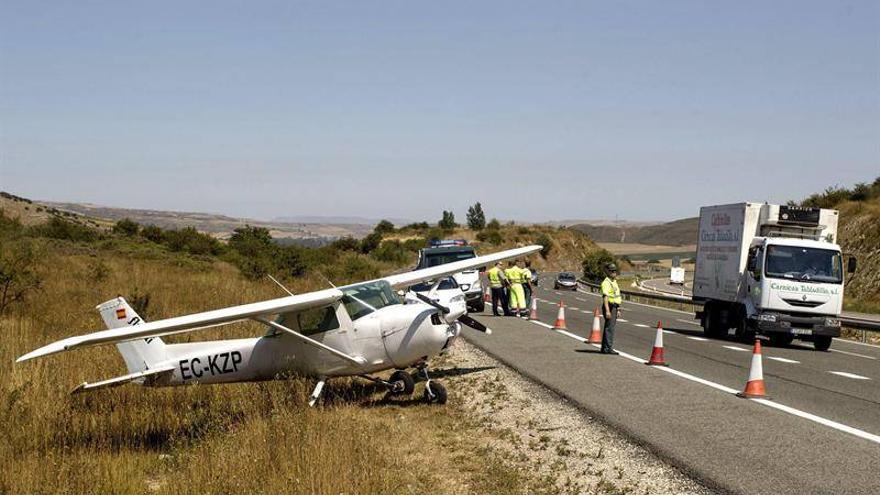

{"left": 791, "top": 328, "right": 813, "bottom": 336}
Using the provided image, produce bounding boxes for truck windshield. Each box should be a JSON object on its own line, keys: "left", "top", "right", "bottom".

{"left": 341, "top": 280, "right": 400, "bottom": 320}
{"left": 765, "top": 245, "right": 842, "bottom": 284}
{"left": 423, "top": 250, "right": 475, "bottom": 267}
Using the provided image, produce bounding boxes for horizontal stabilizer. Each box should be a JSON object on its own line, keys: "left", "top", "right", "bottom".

{"left": 70, "top": 365, "right": 176, "bottom": 394}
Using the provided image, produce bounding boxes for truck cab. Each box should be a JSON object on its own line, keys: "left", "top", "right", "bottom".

{"left": 415, "top": 240, "right": 485, "bottom": 312}
{"left": 744, "top": 237, "right": 847, "bottom": 349}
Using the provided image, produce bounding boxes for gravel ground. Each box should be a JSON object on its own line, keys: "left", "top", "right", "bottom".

{"left": 441, "top": 338, "right": 714, "bottom": 495}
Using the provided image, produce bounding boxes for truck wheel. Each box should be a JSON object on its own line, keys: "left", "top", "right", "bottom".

{"left": 813, "top": 336, "right": 832, "bottom": 351}
{"left": 471, "top": 300, "right": 485, "bottom": 313}
{"left": 769, "top": 334, "right": 794, "bottom": 347}
{"left": 703, "top": 306, "right": 726, "bottom": 339}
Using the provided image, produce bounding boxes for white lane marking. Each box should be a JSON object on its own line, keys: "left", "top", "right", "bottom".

{"left": 662, "top": 330, "right": 676, "bottom": 335}
{"left": 828, "top": 371, "right": 871, "bottom": 380}
{"left": 833, "top": 338, "right": 880, "bottom": 350}
{"left": 830, "top": 349, "right": 877, "bottom": 361}
{"left": 520, "top": 317, "right": 880, "bottom": 445}
{"left": 617, "top": 318, "right": 628, "bottom": 323}
{"left": 633, "top": 323, "right": 649, "bottom": 328}
{"left": 687, "top": 336, "right": 709, "bottom": 342}
{"left": 722, "top": 345, "right": 749, "bottom": 352}
{"left": 676, "top": 319, "right": 701, "bottom": 326}
{"left": 767, "top": 357, "right": 800, "bottom": 364}
{"left": 576, "top": 297, "right": 587, "bottom": 302}
{"left": 569, "top": 307, "right": 579, "bottom": 311}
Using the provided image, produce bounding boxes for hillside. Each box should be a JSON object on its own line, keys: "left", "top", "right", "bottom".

{"left": 833, "top": 200, "right": 880, "bottom": 313}
{"left": 796, "top": 178, "right": 880, "bottom": 313}
{"left": 571, "top": 217, "right": 698, "bottom": 246}
{"left": 386, "top": 224, "right": 602, "bottom": 273}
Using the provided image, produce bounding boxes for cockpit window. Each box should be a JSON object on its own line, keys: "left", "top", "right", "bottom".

{"left": 266, "top": 305, "right": 340, "bottom": 337}
{"left": 341, "top": 280, "right": 400, "bottom": 320}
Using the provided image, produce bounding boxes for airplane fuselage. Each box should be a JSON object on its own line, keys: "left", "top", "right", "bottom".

{"left": 146, "top": 303, "right": 459, "bottom": 387}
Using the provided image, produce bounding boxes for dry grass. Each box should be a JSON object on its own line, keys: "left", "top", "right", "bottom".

{"left": 0, "top": 239, "right": 546, "bottom": 494}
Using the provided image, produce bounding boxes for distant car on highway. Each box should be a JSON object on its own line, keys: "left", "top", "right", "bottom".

{"left": 554, "top": 272, "right": 578, "bottom": 291}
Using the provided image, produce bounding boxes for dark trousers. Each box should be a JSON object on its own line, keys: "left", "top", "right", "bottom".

{"left": 602, "top": 305, "right": 618, "bottom": 352}
{"left": 491, "top": 287, "right": 509, "bottom": 316}
{"left": 523, "top": 285, "right": 532, "bottom": 314}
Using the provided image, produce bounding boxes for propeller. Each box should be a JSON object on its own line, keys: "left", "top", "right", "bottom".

{"left": 413, "top": 292, "right": 492, "bottom": 334}
{"left": 459, "top": 314, "right": 492, "bottom": 335}
{"left": 414, "top": 292, "right": 450, "bottom": 314}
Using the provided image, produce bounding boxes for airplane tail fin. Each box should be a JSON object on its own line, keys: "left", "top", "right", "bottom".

{"left": 97, "top": 297, "right": 167, "bottom": 373}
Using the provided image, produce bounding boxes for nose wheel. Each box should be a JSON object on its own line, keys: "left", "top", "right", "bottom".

{"left": 389, "top": 370, "right": 415, "bottom": 395}
{"left": 419, "top": 366, "right": 447, "bottom": 405}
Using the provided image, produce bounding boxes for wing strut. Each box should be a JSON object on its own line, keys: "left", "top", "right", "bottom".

{"left": 253, "top": 318, "right": 367, "bottom": 366}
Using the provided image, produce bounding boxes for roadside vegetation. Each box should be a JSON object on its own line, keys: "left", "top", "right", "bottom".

{"left": 794, "top": 177, "right": 880, "bottom": 314}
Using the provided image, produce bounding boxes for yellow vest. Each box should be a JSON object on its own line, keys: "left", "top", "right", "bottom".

{"left": 487, "top": 267, "right": 503, "bottom": 288}
{"left": 601, "top": 277, "right": 622, "bottom": 304}
{"left": 521, "top": 268, "right": 532, "bottom": 284}
{"left": 504, "top": 267, "right": 521, "bottom": 284}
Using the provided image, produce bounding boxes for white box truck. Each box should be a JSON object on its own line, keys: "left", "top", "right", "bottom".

{"left": 670, "top": 256, "right": 686, "bottom": 285}
{"left": 694, "top": 203, "right": 855, "bottom": 350}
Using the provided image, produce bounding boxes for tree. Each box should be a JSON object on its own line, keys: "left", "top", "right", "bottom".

{"left": 0, "top": 239, "right": 42, "bottom": 314}
{"left": 228, "top": 225, "right": 274, "bottom": 257}
{"left": 466, "top": 202, "right": 486, "bottom": 230}
{"left": 582, "top": 249, "right": 617, "bottom": 283}
{"left": 439, "top": 210, "right": 457, "bottom": 230}
{"left": 359, "top": 232, "right": 383, "bottom": 254}
{"left": 486, "top": 218, "right": 501, "bottom": 230}
{"left": 113, "top": 218, "right": 140, "bottom": 236}
{"left": 373, "top": 220, "right": 395, "bottom": 235}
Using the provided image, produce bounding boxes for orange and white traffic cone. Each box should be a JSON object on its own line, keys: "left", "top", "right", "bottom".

{"left": 646, "top": 321, "right": 669, "bottom": 366}
{"left": 528, "top": 297, "right": 539, "bottom": 320}
{"left": 737, "top": 339, "right": 770, "bottom": 399}
{"left": 553, "top": 300, "right": 567, "bottom": 329}
{"left": 483, "top": 287, "right": 491, "bottom": 303}
{"left": 588, "top": 308, "right": 603, "bottom": 343}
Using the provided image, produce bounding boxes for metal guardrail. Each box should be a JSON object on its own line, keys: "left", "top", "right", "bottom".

{"left": 577, "top": 279, "right": 880, "bottom": 335}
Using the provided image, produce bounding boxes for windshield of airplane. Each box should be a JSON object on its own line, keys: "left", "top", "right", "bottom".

{"left": 341, "top": 280, "right": 400, "bottom": 320}
{"left": 765, "top": 245, "right": 842, "bottom": 284}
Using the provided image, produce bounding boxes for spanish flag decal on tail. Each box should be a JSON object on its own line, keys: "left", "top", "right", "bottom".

{"left": 116, "top": 308, "right": 126, "bottom": 320}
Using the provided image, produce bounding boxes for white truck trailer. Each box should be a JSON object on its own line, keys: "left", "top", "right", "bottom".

{"left": 693, "top": 203, "right": 855, "bottom": 351}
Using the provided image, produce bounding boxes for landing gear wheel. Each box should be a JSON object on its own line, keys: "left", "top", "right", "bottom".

{"left": 813, "top": 335, "right": 832, "bottom": 352}
{"left": 423, "top": 381, "right": 447, "bottom": 405}
{"left": 769, "top": 334, "right": 794, "bottom": 347}
{"left": 389, "top": 370, "right": 415, "bottom": 396}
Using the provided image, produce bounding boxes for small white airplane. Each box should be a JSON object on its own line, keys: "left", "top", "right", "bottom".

{"left": 17, "top": 245, "right": 541, "bottom": 406}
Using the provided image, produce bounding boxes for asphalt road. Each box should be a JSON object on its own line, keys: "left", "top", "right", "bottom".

{"left": 462, "top": 275, "right": 880, "bottom": 495}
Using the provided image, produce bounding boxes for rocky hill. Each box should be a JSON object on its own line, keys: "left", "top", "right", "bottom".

{"left": 835, "top": 200, "right": 880, "bottom": 312}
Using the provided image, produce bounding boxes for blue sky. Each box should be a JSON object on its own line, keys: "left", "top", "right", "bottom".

{"left": 1, "top": 1, "right": 878, "bottom": 222}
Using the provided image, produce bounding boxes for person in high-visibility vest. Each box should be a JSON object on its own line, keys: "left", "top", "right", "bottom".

{"left": 505, "top": 260, "right": 526, "bottom": 317}
{"left": 600, "top": 262, "right": 623, "bottom": 355}
{"left": 520, "top": 260, "right": 533, "bottom": 317}
{"left": 486, "top": 261, "right": 509, "bottom": 316}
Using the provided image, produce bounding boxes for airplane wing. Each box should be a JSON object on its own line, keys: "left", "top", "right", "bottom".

{"left": 17, "top": 288, "right": 344, "bottom": 362}
{"left": 383, "top": 244, "right": 542, "bottom": 289}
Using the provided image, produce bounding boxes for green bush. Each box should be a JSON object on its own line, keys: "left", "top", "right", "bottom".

{"left": 32, "top": 217, "right": 100, "bottom": 242}
{"left": 535, "top": 233, "right": 553, "bottom": 258}
{"left": 140, "top": 225, "right": 165, "bottom": 243}
{"left": 359, "top": 232, "right": 383, "bottom": 254}
{"left": 476, "top": 229, "right": 503, "bottom": 245}
{"left": 330, "top": 237, "right": 360, "bottom": 252}
{"left": 373, "top": 220, "right": 395, "bottom": 235}
{"left": 582, "top": 249, "right": 617, "bottom": 283}
{"left": 113, "top": 218, "right": 140, "bottom": 236}
{"left": 371, "top": 240, "right": 408, "bottom": 264}
{"left": 0, "top": 238, "right": 43, "bottom": 314}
